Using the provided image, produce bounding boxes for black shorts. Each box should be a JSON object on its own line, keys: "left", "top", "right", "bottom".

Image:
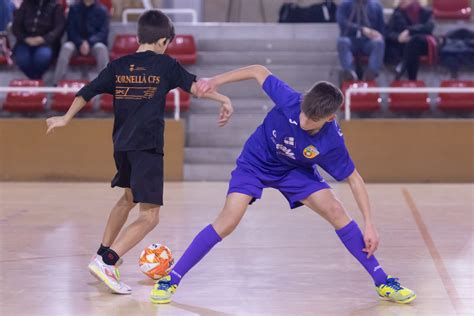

{"left": 111, "top": 149, "right": 164, "bottom": 205}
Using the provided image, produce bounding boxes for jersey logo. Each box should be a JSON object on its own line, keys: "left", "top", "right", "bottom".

{"left": 276, "top": 144, "right": 295, "bottom": 160}
{"left": 303, "top": 145, "right": 319, "bottom": 159}
{"left": 284, "top": 137, "right": 295, "bottom": 147}
{"left": 289, "top": 119, "right": 298, "bottom": 126}
{"left": 272, "top": 130, "right": 277, "bottom": 138}
{"left": 129, "top": 64, "right": 146, "bottom": 72}
{"left": 337, "top": 128, "right": 344, "bottom": 137}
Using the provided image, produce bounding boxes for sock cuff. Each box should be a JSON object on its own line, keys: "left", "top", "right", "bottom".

{"left": 205, "top": 224, "right": 222, "bottom": 243}
{"left": 102, "top": 248, "right": 120, "bottom": 265}
{"left": 335, "top": 220, "right": 360, "bottom": 239}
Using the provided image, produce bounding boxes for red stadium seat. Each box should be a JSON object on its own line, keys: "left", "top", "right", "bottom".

{"left": 110, "top": 34, "right": 139, "bottom": 60}
{"left": 166, "top": 35, "right": 197, "bottom": 65}
{"left": 166, "top": 88, "right": 191, "bottom": 112}
{"left": 3, "top": 80, "right": 47, "bottom": 112}
{"left": 100, "top": 89, "right": 190, "bottom": 113}
{"left": 433, "top": 0, "right": 471, "bottom": 20}
{"left": 419, "top": 35, "right": 438, "bottom": 66}
{"left": 69, "top": 55, "right": 97, "bottom": 66}
{"left": 341, "top": 81, "right": 381, "bottom": 112}
{"left": 388, "top": 80, "right": 430, "bottom": 112}
{"left": 51, "top": 80, "right": 92, "bottom": 112}
{"left": 438, "top": 80, "right": 474, "bottom": 112}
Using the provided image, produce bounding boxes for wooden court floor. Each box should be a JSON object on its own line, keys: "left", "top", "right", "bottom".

{"left": 0, "top": 182, "right": 472, "bottom": 316}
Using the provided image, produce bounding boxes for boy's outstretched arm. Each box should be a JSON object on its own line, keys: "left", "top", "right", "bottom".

{"left": 46, "top": 96, "right": 88, "bottom": 134}
{"left": 190, "top": 83, "right": 234, "bottom": 127}
{"left": 347, "top": 169, "right": 379, "bottom": 258}
{"left": 195, "top": 65, "right": 272, "bottom": 95}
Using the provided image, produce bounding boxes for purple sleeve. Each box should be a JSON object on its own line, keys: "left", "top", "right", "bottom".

{"left": 262, "top": 75, "right": 301, "bottom": 108}
{"left": 317, "top": 145, "right": 355, "bottom": 181}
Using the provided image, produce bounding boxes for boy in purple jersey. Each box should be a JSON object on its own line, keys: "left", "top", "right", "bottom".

{"left": 150, "top": 65, "right": 416, "bottom": 304}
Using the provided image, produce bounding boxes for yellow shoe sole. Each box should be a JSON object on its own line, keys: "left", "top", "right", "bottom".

{"left": 379, "top": 293, "right": 417, "bottom": 304}
{"left": 150, "top": 296, "right": 171, "bottom": 304}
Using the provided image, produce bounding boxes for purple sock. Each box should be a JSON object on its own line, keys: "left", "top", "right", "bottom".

{"left": 336, "top": 220, "right": 388, "bottom": 286}
{"left": 170, "top": 224, "right": 222, "bottom": 286}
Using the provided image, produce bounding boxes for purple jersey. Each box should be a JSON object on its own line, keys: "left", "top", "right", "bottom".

{"left": 238, "top": 75, "right": 355, "bottom": 181}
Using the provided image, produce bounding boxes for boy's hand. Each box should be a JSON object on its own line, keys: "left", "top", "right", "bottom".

{"left": 46, "top": 115, "right": 70, "bottom": 134}
{"left": 218, "top": 98, "right": 233, "bottom": 127}
{"left": 196, "top": 77, "right": 218, "bottom": 97}
{"left": 362, "top": 223, "right": 380, "bottom": 258}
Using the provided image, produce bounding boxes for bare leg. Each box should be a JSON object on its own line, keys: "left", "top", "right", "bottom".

{"left": 301, "top": 188, "right": 352, "bottom": 229}
{"left": 212, "top": 192, "right": 253, "bottom": 238}
{"left": 110, "top": 202, "right": 160, "bottom": 257}
{"left": 101, "top": 188, "right": 136, "bottom": 247}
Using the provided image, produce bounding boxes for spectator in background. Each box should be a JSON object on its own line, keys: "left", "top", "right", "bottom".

{"left": 385, "top": 0, "right": 434, "bottom": 80}
{"left": 336, "top": 0, "right": 385, "bottom": 81}
{"left": 53, "top": 0, "right": 110, "bottom": 84}
{"left": 0, "top": 0, "right": 15, "bottom": 32}
{"left": 12, "top": 0, "right": 65, "bottom": 79}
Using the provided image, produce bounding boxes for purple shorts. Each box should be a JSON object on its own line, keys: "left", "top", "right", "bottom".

{"left": 228, "top": 160, "right": 330, "bottom": 209}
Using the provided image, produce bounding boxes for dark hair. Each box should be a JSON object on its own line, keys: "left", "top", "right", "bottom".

{"left": 137, "top": 10, "right": 175, "bottom": 45}
{"left": 301, "top": 81, "right": 344, "bottom": 120}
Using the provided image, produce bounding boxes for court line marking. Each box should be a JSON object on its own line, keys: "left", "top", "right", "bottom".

{"left": 402, "top": 188, "right": 463, "bottom": 314}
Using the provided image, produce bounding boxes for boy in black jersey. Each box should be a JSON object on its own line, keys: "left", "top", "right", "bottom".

{"left": 46, "top": 10, "right": 233, "bottom": 294}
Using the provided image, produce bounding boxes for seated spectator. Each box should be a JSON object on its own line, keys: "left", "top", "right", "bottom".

{"left": 0, "top": 0, "right": 15, "bottom": 32}
{"left": 53, "top": 0, "right": 110, "bottom": 84}
{"left": 336, "top": 0, "right": 385, "bottom": 81}
{"left": 385, "top": 0, "right": 434, "bottom": 80}
{"left": 12, "top": 0, "right": 65, "bottom": 79}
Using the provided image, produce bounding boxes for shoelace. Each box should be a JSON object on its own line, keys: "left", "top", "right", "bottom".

{"left": 385, "top": 277, "right": 402, "bottom": 291}
{"left": 157, "top": 278, "right": 172, "bottom": 291}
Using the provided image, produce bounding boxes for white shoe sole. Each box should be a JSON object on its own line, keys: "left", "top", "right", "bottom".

{"left": 88, "top": 263, "right": 132, "bottom": 295}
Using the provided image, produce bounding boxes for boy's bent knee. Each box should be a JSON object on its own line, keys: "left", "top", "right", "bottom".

{"left": 213, "top": 217, "right": 239, "bottom": 239}
{"left": 323, "top": 201, "right": 349, "bottom": 227}
{"left": 139, "top": 203, "right": 161, "bottom": 228}
{"left": 118, "top": 190, "right": 136, "bottom": 208}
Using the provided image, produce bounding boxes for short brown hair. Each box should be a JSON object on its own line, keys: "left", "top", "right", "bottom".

{"left": 301, "top": 81, "right": 344, "bottom": 120}
{"left": 137, "top": 10, "right": 175, "bottom": 44}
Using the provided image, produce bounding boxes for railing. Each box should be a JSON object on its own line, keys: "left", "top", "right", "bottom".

{"left": 344, "top": 86, "right": 474, "bottom": 120}
{"left": 0, "top": 87, "right": 182, "bottom": 121}
{"left": 122, "top": 8, "right": 198, "bottom": 24}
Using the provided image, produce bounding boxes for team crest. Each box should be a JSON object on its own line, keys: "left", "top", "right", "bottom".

{"left": 303, "top": 145, "right": 319, "bottom": 159}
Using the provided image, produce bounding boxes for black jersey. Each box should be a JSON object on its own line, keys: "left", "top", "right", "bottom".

{"left": 77, "top": 51, "right": 196, "bottom": 153}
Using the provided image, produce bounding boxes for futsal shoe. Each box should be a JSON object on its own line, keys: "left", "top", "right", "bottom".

{"left": 88, "top": 255, "right": 132, "bottom": 295}
{"left": 150, "top": 275, "right": 177, "bottom": 304}
{"left": 376, "top": 276, "right": 416, "bottom": 304}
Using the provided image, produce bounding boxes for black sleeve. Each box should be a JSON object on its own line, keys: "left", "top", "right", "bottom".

{"left": 43, "top": 5, "right": 66, "bottom": 45}
{"left": 12, "top": 4, "right": 27, "bottom": 41}
{"left": 167, "top": 58, "right": 196, "bottom": 93}
{"left": 408, "top": 10, "right": 434, "bottom": 36}
{"left": 76, "top": 63, "right": 115, "bottom": 101}
{"left": 386, "top": 11, "right": 403, "bottom": 42}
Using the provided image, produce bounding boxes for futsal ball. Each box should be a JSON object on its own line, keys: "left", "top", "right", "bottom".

{"left": 139, "top": 243, "right": 174, "bottom": 280}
